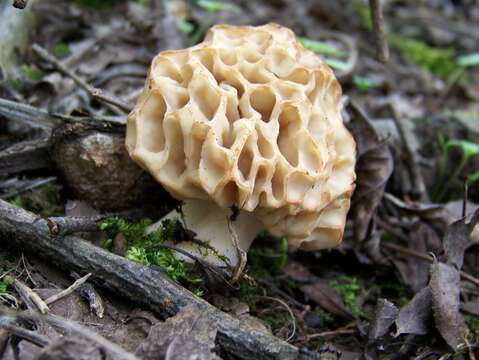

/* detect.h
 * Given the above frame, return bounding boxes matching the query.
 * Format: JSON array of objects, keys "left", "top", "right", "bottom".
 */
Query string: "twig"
[
  {"left": 0, "top": 98, "right": 126, "bottom": 131},
  {"left": 12, "top": 278, "right": 49, "bottom": 314},
  {"left": 463, "top": 181, "right": 468, "bottom": 218},
  {"left": 368, "top": 0, "right": 389, "bottom": 63},
  {"left": 31, "top": 44, "right": 132, "bottom": 113},
  {"left": 0, "top": 310, "right": 139, "bottom": 360},
  {"left": 253, "top": 296, "right": 296, "bottom": 342},
  {"left": 45, "top": 211, "right": 150, "bottom": 237},
  {"left": 20, "top": 254, "right": 36, "bottom": 288},
  {"left": 44, "top": 273, "right": 92, "bottom": 305},
  {"left": 12, "top": 0, "right": 28, "bottom": 9},
  {"left": 306, "top": 323, "right": 356, "bottom": 340},
  {"left": 45, "top": 216, "right": 104, "bottom": 237},
  {"left": 227, "top": 218, "right": 247, "bottom": 283}
]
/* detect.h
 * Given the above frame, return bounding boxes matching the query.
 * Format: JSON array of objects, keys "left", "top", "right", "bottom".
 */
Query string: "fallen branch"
[{"left": 0, "top": 200, "right": 299, "bottom": 360}]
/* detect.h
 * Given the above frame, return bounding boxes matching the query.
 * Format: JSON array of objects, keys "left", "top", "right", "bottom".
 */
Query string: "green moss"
[
  {"left": 351, "top": 0, "right": 372, "bottom": 30},
  {"left": 101, "top": 218, "right": 202, "bottom": 292},
  {"left": 388, "top": 36, "right": 456, "bottom": 78},
  {"left": 9, "top": 182, "right": 63, "bottom": 216},
  {"left": 177, "top": 19, "right": 195, "bottom": 34},
  {"left": 8, "top": 196, "right": 23, "bottom": 208},
  {"left": 53, "top": 43, "right": 70, "bottom": 58},
  {"left": 330, "top": 275, "right": 365, "bottom": 317},
  {"left": 0, "top": 275, "right": 12, "bottom": 294},
  {"left": 238, "top": 278, "right": 267, "bottom": 310},
  {"left": 353, "top": 76, "right": 379, "bottom": 93},
  {"left": 258, "top": 311, "right": 290, "bottom": 330},
  {"left": 20, "top": 64, "right": 44, "bottom": 82},
  {"left": 465, "top": 315, "right": 479, "bottom": 345}
]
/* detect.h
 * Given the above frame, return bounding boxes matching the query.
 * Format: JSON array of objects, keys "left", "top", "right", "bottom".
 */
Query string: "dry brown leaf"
[
  {"left": 347, "top": 102, "right": 394, "bottom": 242},
  {"left": 443, "top": 209, "right": 479, "bottom": 269},
  {"left": 394, "top": 223, "right": 435, "bottom": 292},
  {"left": 395, "top": 287, "right": 433, "bottom": 336},
  {"left": 429, "top": 261, "right": 467, "bottom": 349},
  {"left": 368, "top": 298, "right": 398, "bottom": 341},
  {"left": 301, "top": 281, "right": 355, "bottom": 320},
  {"left": 135, "top": 305, "right": 219, "bottom": 360}
]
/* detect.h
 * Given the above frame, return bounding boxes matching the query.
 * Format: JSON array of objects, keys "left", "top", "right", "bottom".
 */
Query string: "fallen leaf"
[
  {"left": 396, "top": 287, "right": 433, "bottom": 336},
  {"left": 368, "top": 299, "right": 398, "bottom": 341},
  {"left": 394, "top": 223, "right": 434, "bottom": 292},
  {"left": 443, "top": 209, "right": 479, "bottom": 269},
  {"left": 429, "top": 261, "right": 467, "bottom": 349},
  {"left": 347, "top": 102, "right": 394, "bottom": 242},
  {"left": 283, "top": 261, "right": 319, "bottom": 283},
  {"left": 135, "top": 305, "right": 219, "bottom": 360}
]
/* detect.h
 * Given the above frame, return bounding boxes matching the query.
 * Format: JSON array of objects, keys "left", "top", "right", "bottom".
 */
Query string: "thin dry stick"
[
  {"left": 305, "top": 322, "right": 356, "bottom": 340},
  {"left": 255, "top": 296, "right": 297, "bottom": 342},
  {"left": 31, "top": 44, "right": 132, "bottom": 113},
  {"left": 368, "top": 0, "right": 389, "bottom": 63},
  {"left": 44, "top": 273, "right": 92, "bottom": 305},
  {"left": 227, "top": 218, "right": 247, "bottom": 283},
  {"left": 12, "top": 278, "right": 49, "bottom": 314}
]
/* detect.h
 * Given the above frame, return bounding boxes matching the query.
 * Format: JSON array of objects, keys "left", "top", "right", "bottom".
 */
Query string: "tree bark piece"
[{"left": 0, "top": 200, "right": 299, "bottom": 360}]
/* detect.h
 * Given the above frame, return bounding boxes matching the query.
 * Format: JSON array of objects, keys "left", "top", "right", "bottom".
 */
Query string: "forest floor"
[{"left": 1, "top": 0, "right": 479, "bottom": 359}]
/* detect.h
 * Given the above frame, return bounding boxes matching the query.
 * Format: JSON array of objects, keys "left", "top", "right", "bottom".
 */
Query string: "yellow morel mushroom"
[{"left": 126, "top": 23, "right": 356, "bottom": 268}]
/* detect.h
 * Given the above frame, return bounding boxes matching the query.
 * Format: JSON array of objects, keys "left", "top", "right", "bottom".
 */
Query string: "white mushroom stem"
[{"left": 148, "top": 199, "right": 264, "bottom": 268}]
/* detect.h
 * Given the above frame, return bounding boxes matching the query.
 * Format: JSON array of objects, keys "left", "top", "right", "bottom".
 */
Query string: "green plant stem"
[{"left": 436, "top": 155, "right": 467, "bottom": 202}]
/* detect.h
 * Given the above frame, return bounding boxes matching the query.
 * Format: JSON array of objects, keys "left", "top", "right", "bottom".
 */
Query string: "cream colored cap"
[{"left": 126, "top": 23, "right": 356, "bottom": 250}]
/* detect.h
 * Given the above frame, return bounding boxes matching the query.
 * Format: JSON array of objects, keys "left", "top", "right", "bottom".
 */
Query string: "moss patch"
[
  {"left": 388, "top": 36, "right": 456, "bottom": 79},
  {"left": 101, "top": 218, "right": 203, "bottom": 296}
]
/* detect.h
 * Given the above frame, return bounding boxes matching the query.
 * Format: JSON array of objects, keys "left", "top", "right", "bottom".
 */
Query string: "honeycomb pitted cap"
[{"left": 126, "top": 23, "right": 356, "bottom": 250}]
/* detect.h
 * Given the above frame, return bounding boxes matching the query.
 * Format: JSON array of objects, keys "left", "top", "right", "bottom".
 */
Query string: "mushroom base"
[{"left": 149, "top": 199, "right": 264, "bottom": 268}]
